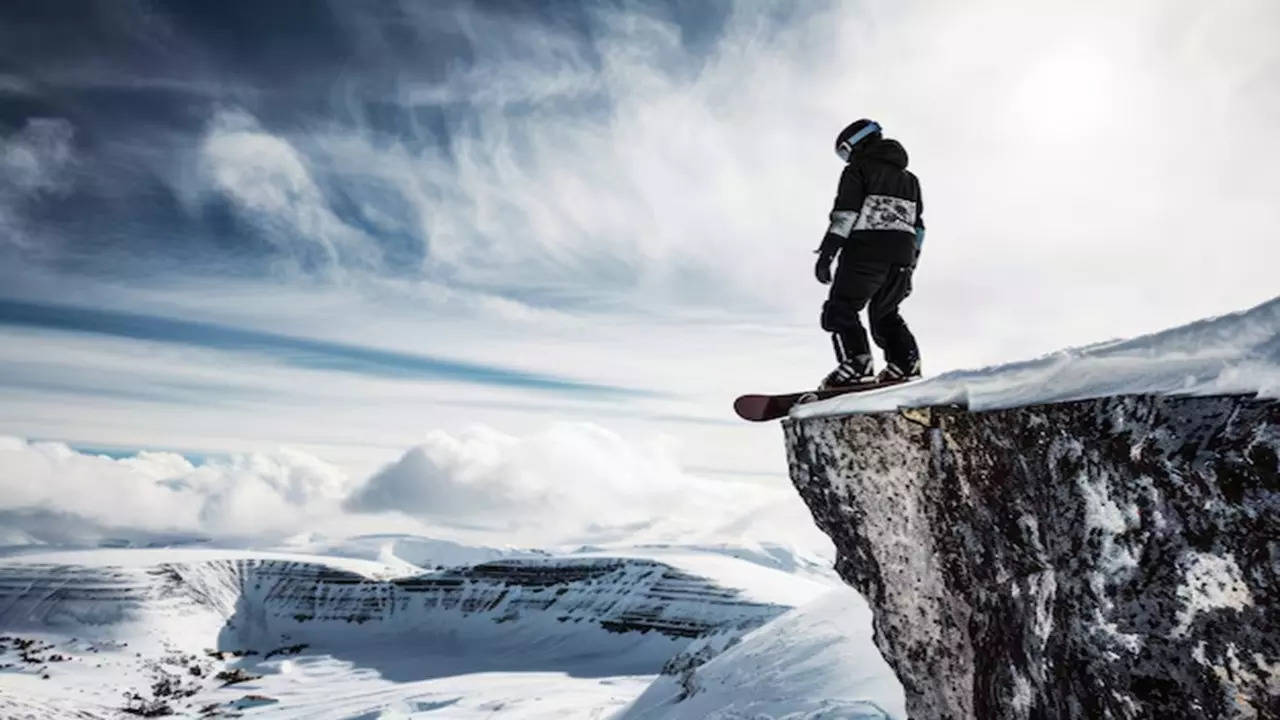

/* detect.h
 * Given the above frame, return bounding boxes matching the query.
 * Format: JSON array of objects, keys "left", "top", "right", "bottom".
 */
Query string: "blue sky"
[{"left": 1, "top": 0, "right": 1278, "bottom": 525}]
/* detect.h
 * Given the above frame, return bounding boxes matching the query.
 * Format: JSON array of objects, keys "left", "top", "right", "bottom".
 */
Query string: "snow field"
[{"left": 0, "top": 544, "right": 872, "bottom": 718}]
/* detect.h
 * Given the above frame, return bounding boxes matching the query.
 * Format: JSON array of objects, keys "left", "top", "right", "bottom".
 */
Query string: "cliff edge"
[{"left": 785, "top": 393, "right": 1278, "bottom": 719}]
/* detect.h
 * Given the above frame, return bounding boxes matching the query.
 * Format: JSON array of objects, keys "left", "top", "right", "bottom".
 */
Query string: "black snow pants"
[{"left": 820, "top": 258, "right": 919, "bottom": 368}]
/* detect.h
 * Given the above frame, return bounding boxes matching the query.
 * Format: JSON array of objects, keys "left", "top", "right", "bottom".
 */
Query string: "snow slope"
[
  {"left": 795, "top": 294, "right": 1280, "bottom": 417},
  {"left": 618, "top": 586, "right": 906, "bottom": 720}
]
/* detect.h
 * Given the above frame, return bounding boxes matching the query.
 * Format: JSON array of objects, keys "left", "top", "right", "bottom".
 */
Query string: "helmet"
[{"left": 835, "top": 119, "right": 881, "bottom": 162}]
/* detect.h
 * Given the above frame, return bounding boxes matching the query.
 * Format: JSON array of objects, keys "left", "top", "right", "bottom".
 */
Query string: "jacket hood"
[{"left": 857, "top": 138, "right": 908, "bottom": 169}]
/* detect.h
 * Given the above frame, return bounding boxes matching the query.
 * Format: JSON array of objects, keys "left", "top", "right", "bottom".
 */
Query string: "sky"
[{"left": 1, "top": 0, "right": 1278, "bottom": 550}]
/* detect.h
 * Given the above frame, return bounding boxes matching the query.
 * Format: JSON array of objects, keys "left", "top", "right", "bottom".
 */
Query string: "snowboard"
[{"left": 733, "top": 378, "right": 911, "bottom": 422}]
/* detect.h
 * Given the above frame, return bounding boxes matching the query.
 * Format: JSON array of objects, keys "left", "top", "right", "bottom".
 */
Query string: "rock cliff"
[
  {"left": 785, "top": 394, "right": 1279, "bottom": 720},
  {"left": 0, "top": 556, "right": 785, "bottom": 652}
]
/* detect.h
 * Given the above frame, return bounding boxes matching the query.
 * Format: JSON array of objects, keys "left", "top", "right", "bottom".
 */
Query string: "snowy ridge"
[
  {"left": 577, "top": 541, "right": 833, "bottom": 581},
  {"left": 0, "top": 563, "right": 228, "bottom": 637},
  {"left": 278, "top": 533, "right": 548, "bottom": 571},
  {"left": 0, "top": 555, "right": 789, "bottom": 650},
  {"left": 795, "top": 294, "right": 1280, "bottom": 417}
]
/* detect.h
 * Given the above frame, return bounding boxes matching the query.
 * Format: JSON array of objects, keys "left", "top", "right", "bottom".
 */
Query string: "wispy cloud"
[
  {"left": 0, "top": 118, "right": 76, "bottom": 251},
  {"left": 5, "top": 0, "right": 1278, "bottom": 333},
  {"left": 0, "top": 299, "right": 644, "bottom": 397},
  {"left": 198, "top": 109, "right": 384, "bottom": 278}
]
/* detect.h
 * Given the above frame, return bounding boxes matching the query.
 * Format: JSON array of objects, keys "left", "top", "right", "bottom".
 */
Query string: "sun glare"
[{"left": 1015, "top": 47, "right": 1115, "bottom": 142}]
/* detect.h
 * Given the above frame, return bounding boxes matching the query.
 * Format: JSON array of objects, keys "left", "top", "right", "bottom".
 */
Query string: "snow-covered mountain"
[{"left": 0, "top": 545, "right": 837, "bottom": 718}]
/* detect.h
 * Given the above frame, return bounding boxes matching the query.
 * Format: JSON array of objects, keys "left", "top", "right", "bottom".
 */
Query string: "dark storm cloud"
[{"left": 0, "top": 0, "right": 734, "bottom": 285}]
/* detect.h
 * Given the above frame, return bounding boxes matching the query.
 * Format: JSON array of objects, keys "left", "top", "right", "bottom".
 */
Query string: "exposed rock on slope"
[
  {"left": 0, "top": 556, "right": 785, "bottom": 652},
  {"left": 785, "top": 394, "right": 1279, "bottom": 720}
]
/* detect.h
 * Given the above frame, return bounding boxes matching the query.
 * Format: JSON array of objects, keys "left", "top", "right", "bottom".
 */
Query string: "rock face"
[
  {"left": 784, "top": 394, "right": 1279, "bottom": 720},
  {"left": 0, "top": 556, "right": 785, "bottom": 657}
]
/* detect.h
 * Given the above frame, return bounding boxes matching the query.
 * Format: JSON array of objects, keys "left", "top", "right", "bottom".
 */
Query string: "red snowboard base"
[{"left": 733, "top": 378, "right": 910, "bottom": 422}]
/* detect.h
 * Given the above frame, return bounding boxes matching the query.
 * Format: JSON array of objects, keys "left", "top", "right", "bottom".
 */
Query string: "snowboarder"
[{"left": 814, "top": 119, "right": 925, "bottom": 389}]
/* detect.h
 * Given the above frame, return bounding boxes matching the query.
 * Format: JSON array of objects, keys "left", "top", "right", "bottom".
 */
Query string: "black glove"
[
  {"left": 813, "top": 233, "right": 843, "bottom": 285},
  {"left": 815, "top": 253, "right": 835, "bottom": 284}
]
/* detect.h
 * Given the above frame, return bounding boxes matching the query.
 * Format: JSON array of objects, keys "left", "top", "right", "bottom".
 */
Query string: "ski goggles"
[{"left": 836, "top": 121, "right": 880, "bottom": 162}]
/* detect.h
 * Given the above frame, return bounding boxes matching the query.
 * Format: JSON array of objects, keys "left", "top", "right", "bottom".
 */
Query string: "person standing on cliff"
[{"left": 813, "top": 119, "right": 926, "bottom": 389}]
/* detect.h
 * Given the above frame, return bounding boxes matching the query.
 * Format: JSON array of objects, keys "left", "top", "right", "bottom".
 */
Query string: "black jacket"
[{"left": 822, "top": 138, "right": 924, "bottom": 266}]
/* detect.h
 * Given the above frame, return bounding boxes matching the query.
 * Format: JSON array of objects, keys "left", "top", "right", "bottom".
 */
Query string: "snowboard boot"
[
  {"left": 876, "top": 359, "right": 922, "bottom": 384},
  {"left": 819, "top": 354, "right": 875, "bottom": 390}
]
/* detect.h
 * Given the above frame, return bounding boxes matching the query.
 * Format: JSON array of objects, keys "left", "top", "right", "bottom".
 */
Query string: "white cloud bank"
[
  {"left": 0, "top": 422, "right": 825, "bottom": 553},
  {"left": 345, "top": 423, "right": 750, "bottom": 543},
  {"left": 0, "top": 436, "right": 350, "bottom": 538}
]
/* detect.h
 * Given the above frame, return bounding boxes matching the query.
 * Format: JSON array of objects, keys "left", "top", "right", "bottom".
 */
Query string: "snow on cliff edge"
[{"left": 795, "top": 295, "right": 1280, "bottom": 418}]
